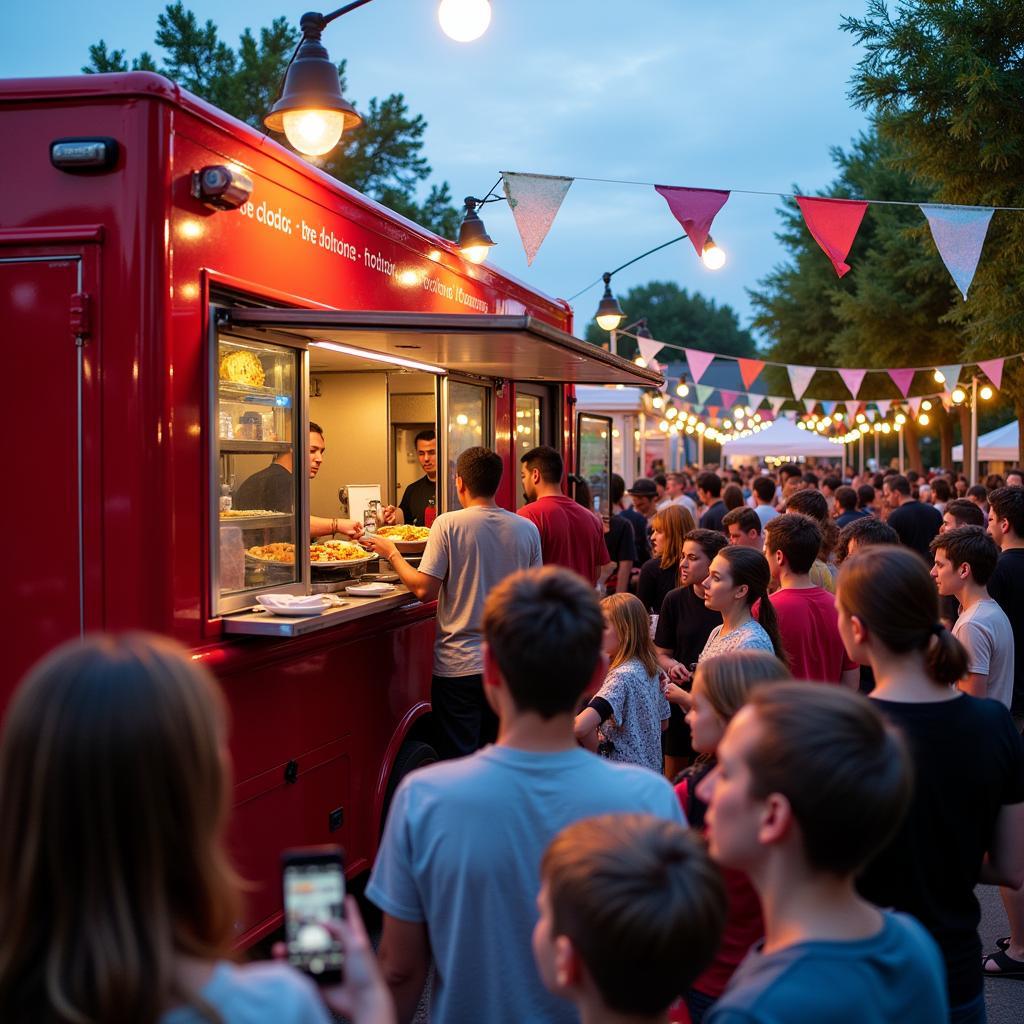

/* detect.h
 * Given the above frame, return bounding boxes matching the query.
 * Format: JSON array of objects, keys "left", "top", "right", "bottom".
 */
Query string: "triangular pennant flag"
[
  {"left": 769, "top": 396, "right": 787, "bottom": 417},
  {"left": 685, "top": 348, "right": 716, "bottom": 384},
  {"left": 637, "top": 336, "right": 662, "bottom": 367},
  {"left": 935, "top": 364, "right": 962, "bottom": 392},
  {"left": 888, "top": 368, "right": 915, "bottom": 398},
  {"left": 737, "top": 358, "right": 765, "bottom": 390},
  {"left": 838, "top": 368, "right": 867, "bottom": 398},
  {"left": 654, "top": 186, "right": 731, "bottom": 258},
  {"left": 500, "top": 172, "right": 573, "bottom": 265},
  {"left": 788, "top": 365, "right": 816, "bottom": 400},
  {"left": 978, "top": 358, "right": 1005, "bottom": 390},
  {"left": 822, "top": 400, "right": 837, "bottom": 417},
  {"left": 707, "top": 406, "right": 720, "bottom": 420},
  {"left": 795, "top": 196, "right": 869, "bottom": 278},
  {"left": 875, "top": 400, "right": 892, "bottom": 417},
  {"left": 920, "top": 204, "right": 994, "bottom": 300},
  {"left": 748, "top": 394, "right": 765, "bottom": 411},
  {"left": 908, "top": 396, "right": 923, "bottom": 416},
  {"left": 941, "top": 393, "right": 954, "bottom": 412},
  {"left": 804, "top": 399, "right": 817, "bottom": 413},
  {"left": 695, "top": 384, "right": 713, "bottom": 407},
  {"left": 720, "top": 391, "right": 739, "bottom": 411}
]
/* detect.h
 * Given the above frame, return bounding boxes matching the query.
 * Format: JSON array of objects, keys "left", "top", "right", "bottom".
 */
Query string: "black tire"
[{"left": 381, "top": 739, "right": 438, "bottom": 832}]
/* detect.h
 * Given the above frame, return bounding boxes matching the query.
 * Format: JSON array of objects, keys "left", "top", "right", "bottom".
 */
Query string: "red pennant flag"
[
  {"left": 737, "top": 358, "right": 765, "bottom": 390},
  {"left": 889, "top": 369, "right": 916, "bottom": 398},
  {"left": 796, "top": 196, "right": 868, "bottom": 278},
  {"left": 720, "top": 391, "right": 739, "bottom": 411},
  {"left": 655, "top": 186, "right": 731, "bottom": 258},
  {"left": 707, "top": 405, "right": 720, "bottom": 419}
]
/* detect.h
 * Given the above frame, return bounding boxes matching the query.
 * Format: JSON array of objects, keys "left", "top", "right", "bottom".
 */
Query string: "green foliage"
[
  {"left": 841, "top": 0, "right": 1024, "bottom": 451},
  {"left": 583, "top": 280, "right": 756, "bottom": 362},
  {"left": 83, "top": 3, "right": 459, "bottom": 236}
]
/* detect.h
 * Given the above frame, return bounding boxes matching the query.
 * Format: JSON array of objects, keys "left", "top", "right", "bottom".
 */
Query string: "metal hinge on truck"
[{"left": 70, "top": 291, "right": 91, "bottom": 345}]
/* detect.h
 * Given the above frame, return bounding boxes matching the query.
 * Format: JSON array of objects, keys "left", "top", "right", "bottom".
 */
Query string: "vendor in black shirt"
[
  {"left": 654, "top": 527, "right": 727, "bottom": 779},
  {"left": 234, "top": 421, "right": 362, "bottom": 538},
  {"left": 384, "top": 429, "right": 437, "bottom": 527}
]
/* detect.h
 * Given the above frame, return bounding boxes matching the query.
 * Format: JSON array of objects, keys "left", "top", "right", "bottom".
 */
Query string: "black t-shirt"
[
  {"left": 620, "top": 507, "right": 652, "bottom": 564},
  {"left": 604, "top": 513, "right": 637, "bottom": 566},
  {"left": 858, "top": 694, "right": 1024, "bottom": 1005},
  {"left": 836, "top": 509, "right": 870, "bottom": 528},
  {"left": 988, "top": 548, "right": 1024, "bottom": 715},
  {"left": 637, "top": 558, "right": 678, "bottom": 616},
  {"left": 699, "top": 500, "right": 727, "bottom": 535},
  {"left": 398, "top": 474, "right": 436, "bottom": 526},
  {"left": 887, "top": 500, "right": 943, "bottom": 560},
  {"left": 234, "top": 461, "right": 293, "bottom": 511},
  {"left": 654, "top": 585, "right": 722, "bottom": 667}
]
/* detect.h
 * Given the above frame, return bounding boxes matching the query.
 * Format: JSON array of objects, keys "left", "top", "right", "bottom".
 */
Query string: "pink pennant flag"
[
  {"left": 907, "top": 396, "right": 923, "bottom": 416},
  {"left": 637, "top": 336, "right": 662, "bottom": 367},
  {"left": 888, "top": 368, "right": 916, "bottom": 398},
  {"left": 720, "top": 391, "right": 739, "bottom": 411},
  {"left": 501, "top": 172, "right": 573, "bottom": 265},
  {"left": 838, "top": 368, "right": 867, "bottom": 398},
  {"left": 804, "top": 399, "right": 817, "bottom": 413},
  {"left": 737, "top": 358, "right": 765, "bottom": 390},
  {"left": 875, "top": 400, "right": 892, "bottom": 417},
  {"left": 796, "top": 196, "right": 869, "bottom": 278},
  {"left": 788, "top": 364, "right": 816, "bottom": 400},
  {"left": 769, "top": 396, "right": 787, "bottom": 417},
  {"left": 978, "top": 358, "right": 1005, "bottom": 390},
  {"left": 685, "top": 348, "right": 716, "bottom": 384},
  {"left": 655, "top": 186, "right": 731, "bottom": 258}
]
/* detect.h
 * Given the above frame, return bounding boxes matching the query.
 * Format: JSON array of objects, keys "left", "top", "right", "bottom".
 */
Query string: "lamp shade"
[
  {"left": 265, "top": 15, "right": 362, "bottom": 153},
  {"left": 457, "top": 199, "right": 496, "bottom": 263},
  {"left": 594, "top": 276, "right": 625, "bottom": 331}
]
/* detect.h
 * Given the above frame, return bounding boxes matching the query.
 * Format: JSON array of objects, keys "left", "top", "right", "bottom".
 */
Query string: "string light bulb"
[
  {"left": 438, "top": 0, "right": 492, "bottom": 42},
  {"left": 933, "top": 368, "right": 946, "bottom": 384},
  {"left": 701, "top": 237, "right": 727, "bottom": 270},
  {"left": 951, "top": 387, "right": 966, "bottom": 404},
  {"left": 918, "top": 413, "right": 930, "bottom": 426},
  {"left": 980, "top": 384, "right": 994, "bottom": 401},
  {"left": 921, "top": 400, "right": 932, "bottom": 411},
  {"left": 676, "top": 379, "right": 690, "bottom": 397}
]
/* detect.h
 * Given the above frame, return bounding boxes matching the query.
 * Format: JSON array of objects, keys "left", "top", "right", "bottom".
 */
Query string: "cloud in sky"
[{"left": 1, "top": 0, "right": 871, "bottom": 340}]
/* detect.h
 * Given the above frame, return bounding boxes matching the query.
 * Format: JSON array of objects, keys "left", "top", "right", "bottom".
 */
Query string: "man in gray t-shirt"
[
  {"left": 364, "top": 446, "right": 540, "bottom": 758},
  {"left": 366, "top": 567, "right": 683, "bottom": 1024}
]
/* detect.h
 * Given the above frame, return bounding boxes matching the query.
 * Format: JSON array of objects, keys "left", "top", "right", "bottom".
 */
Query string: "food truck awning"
[{"left": 225, "top": 310, "right": 663, "bottom": 387}]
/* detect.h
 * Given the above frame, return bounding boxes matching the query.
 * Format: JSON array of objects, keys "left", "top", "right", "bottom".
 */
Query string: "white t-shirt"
[
  {"left": 418, "top": 505, "right": 542, "bottom": 677},
  {"left": 952, "top": 597, "right": 1016, "bottom": 708}
]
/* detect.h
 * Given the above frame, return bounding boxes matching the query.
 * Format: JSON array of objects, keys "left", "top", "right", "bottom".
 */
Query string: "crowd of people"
[{"left": 3, "top": 449, "right": 1024, "bottom": 1024}]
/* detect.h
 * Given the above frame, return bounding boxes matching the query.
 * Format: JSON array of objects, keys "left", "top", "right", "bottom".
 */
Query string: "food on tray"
[
  {"left": 219, "top": 349, "right": 266, "bottom": 387},
  {"left": 220, "top": 508, "right": 284, "bottom": 518},
  {"left": 247, "top": 541, "right": 372, "bottom": 564},
  {"left": 376, "top": 525, "right": 431, "bottom": 542}
]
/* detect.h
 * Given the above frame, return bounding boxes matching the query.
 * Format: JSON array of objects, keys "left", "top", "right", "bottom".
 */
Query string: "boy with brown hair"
[
  {"left": 534, "top": 813, "right": 727, "bottom": 1024},
  {"left": 700, "top": 685, "right": 947, "bottom": 1023}
]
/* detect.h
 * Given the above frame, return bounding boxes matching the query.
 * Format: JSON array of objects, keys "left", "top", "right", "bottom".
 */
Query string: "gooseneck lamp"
[
  {"left": 457, "top": 196, "right": 498, "bottom": 264},
  {"left": 267, "top": 0, "right": 491, "bottom": 157},
  {"left": 595, "top": 273, "right": 627, "bottom": 331}
]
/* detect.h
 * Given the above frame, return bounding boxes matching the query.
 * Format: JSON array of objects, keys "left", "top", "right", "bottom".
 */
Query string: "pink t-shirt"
[
  {"left": 768, "top": 586, "right": 857, "bottom": 683},
  {"left": 517, "top": 495, "right": 610, "bottom": 584}
]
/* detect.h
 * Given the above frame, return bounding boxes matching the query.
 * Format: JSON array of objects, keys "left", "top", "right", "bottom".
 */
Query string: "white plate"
[
  {"left": 345, "top": 582, "right": 396, "bottom": 597},
  {"left": 256, "top": 595, "right": 331, "bottom": 616}
]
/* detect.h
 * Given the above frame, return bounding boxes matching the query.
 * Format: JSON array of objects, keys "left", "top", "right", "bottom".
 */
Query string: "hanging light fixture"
[
  {"left": 437, "top": 0, "right": 492, "bottom": 41},
  {"left": 595, "top": 272, "right": 626, "bottom": 331},
  {"left": 951, "top": 387, "right": 967, "bottom": 404},
  {"left": 457, "top": 196, "right": 498, "bottom": 264},
  {"left": 701, "top": 236, "right": 727, "bottom": 270},
  {"left": 676, "top": 375, "right": 690, "bottom": 397}
]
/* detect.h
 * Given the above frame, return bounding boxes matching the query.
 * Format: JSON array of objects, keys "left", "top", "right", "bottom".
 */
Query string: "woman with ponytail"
[
  {"left": 698, "top": 547, "right": 787, "bottom": 665},
  {"left": 837, "top": 546, "right": 1024, "bottom": 1024}
]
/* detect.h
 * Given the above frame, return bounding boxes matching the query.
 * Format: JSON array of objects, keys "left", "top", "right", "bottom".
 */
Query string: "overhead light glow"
[
  {"left": 283, "top": 109, "right": 346, "bottom": 157},
  {"left": 438, "top": 0, "right": 492, "bottom": 42},
  {"left": 312, "top": 341, "right": 446, "bottom": 374}
]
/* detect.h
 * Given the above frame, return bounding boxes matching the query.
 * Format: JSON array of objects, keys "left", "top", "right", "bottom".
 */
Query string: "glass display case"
[
  {"left": 577, "top": 412, "right": 613, "bottom": 519},
  {"left": 212, "top": 332, "right": 307, "bottom": 614}
]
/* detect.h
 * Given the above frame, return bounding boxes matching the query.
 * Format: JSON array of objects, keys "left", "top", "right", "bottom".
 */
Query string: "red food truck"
[{"left": 0, "top": 71, "right": 660, "bottom": 945}]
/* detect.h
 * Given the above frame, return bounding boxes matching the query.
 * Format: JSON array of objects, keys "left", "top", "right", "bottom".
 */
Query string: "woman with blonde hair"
[
  {"left": 671, "top": 651, "right": 791, "bottom": 1023},
  {"left": 637, "top": 503, "right": 696, "bottom": 615},
  {"left": 575, "top": 593, "right": 671, "bottom": 772},
  {"left": 0, "top": 633, "right": 393, "bottom": 1024}
]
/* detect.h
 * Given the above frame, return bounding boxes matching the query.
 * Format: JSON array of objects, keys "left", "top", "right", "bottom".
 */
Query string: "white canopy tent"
[
  {"left": 952, "top": 420, "right": 1019, "bottom": 463},
  {"left": 721, "top": 417, "right": 838, "bottom": 459}
]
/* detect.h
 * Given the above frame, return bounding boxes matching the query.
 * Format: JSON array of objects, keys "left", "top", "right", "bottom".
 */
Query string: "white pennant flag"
[
  {"left": 935, "top": 364, "right": 962, "bottom": 392},
  {"left": 769, "top": 396, "right": 787, "bottom": 417},
  {"left": 875, "top": 399, "right": 892, "bottom": 418},
  {"left": 804, "top": 398, "right": 817, "bottom": 413},
  {"left": 788, "top": 365, "right": 816, "bottom": 400},
  {"left": 920, "top": 205, "right": 994, "bottom": 300},
  {"left": 501, "top": 172, "right": 573, "bottom": 265},
  {"left": 908, "top": 396, "right": 923, "bottom": 416},
  {"left": 637, "top": 336, "right": 663, "bottom": 367}
]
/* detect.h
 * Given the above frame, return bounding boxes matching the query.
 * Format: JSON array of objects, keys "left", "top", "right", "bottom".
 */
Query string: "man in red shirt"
[
  {"left": 763, "top": 514, "right": 859, "bottom": 687},
  {"left": 519, "top": 446, "right": 612, "bottom": 586}
]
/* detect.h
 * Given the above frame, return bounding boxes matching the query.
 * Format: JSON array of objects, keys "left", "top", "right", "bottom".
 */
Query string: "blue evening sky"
[{"left": 2, "top": 1, "right": 870, "bottom": 341}]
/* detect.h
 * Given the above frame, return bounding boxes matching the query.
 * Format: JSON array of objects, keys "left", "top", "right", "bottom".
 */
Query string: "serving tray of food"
[
  {"left": 374, "top": 524, "right": 432, "bottom": 553},
  {"left": 246, "top": 541, "right": 377, "bottom": 569}
]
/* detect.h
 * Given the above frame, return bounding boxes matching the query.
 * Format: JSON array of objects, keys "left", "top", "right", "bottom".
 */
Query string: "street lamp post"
[{"left": 970, "top": 375, "right": 979, "bottom": 487}]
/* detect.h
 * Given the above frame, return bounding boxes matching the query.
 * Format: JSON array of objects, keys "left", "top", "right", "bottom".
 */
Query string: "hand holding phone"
[{"left": 282, "top": 846, "right": 346, "bottom": 985}]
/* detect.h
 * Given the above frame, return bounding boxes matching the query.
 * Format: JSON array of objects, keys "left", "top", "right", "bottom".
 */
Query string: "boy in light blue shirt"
[
  {"left": 700, "top": 684, "right": 947, "bottom": 1024},
  {"left": 366, "top": 567, "right": 683, "bottom": 1024}
]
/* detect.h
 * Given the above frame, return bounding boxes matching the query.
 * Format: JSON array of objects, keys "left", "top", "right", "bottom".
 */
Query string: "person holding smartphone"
[{"left": 0, "top": 633, "right": 395, "bottom": 1024}]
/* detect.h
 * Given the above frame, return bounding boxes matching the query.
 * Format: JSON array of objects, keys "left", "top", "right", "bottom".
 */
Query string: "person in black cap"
[{"left": 622, "top": 479, "right": 657, "bottom": 567}]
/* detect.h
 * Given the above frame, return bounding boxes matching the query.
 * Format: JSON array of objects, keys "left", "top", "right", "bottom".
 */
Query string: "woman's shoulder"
[
  {"left": 164, "top": 961, "right": 331, "bottom": 1024},
  {"left": 742, "top": 619, "right": 775, "bottom": 648},
  {"left": 607, "top": 657, "right": 657, "bottom": 684}
]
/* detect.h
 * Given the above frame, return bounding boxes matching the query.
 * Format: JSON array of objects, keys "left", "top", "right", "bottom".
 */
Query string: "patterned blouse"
[{"left": 699, "top": 618, "right": 775, "bottom": 661}]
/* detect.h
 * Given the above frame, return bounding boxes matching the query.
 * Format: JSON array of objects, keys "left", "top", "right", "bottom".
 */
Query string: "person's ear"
[
  {"left": 735, "top": 583, "right": 749, "bottom": 603},
  {"left": 758, "top": 791, "right": 793, "bottom": 846},
  {"left": 850, "top": 613, "right": 868, "bottom": 648},
  {"left": 553, "top": 934, "right": 583, "bottom": 994},
  {"left": 483, "top": 643, "right": 502, "bottom": 691}
]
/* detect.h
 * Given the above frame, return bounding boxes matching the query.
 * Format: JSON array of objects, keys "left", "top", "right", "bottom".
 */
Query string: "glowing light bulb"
[
  {"left": 856, "top": 413, "right": 866, "bottom": 424},
  {"left": 676, "top": 381, "right": 690, "bottom": 397},
  {"left": 859, "top": 423, "right": 869, "bottom": 433},
  {"left": 633, "top": 356, "right": 647, "bottom": 367},
  {"left": 665, "top": 406, "right": 678, "bottom": 420},
  {"left": 659, "top": 420, "right": 670, "bottom": 433},
  {"left": 733, "top": 405, "right": 744, "bottom": 417},
  {"left": 456, "top": 413, "right": 469, "bottom": 426},
  {"left": 980, "top": 385, "right": 994, "bottom": 400},
  {"left": 797, "top": 421, "right": 807, "bottom": 430},
  {"left": 933, "top": 368, "right": 946, "bottom": 384},
  {"left": 723, "top": 419, "right": 733, "bottom": 429},
  {"left": 895, "top": 413, "right": 906, "bottom": 425},
  {"left": 460, "top": 243, "right": 491, "bottom": 265},
  {"left": 696, "top": 422, "right": 706, "bottom": 433},
  {"left": 438, "top": 0, "right": 492, "bottom": 42},
  {"left": 282, "top": 109, "right": 345, "bottom": 157},
  {"left": 833, "top": 412, "right": 843, "bottom": 422},
  {"left": 918, "top": 412, "right": 930, "bottom": 426},
  {"left": 701, "top": 239, "right": 727, "bottom": 270},
  {"left": 882, "top": 423, "right": 891, "bottom": 434},
  {"left": 951, "top": 387, "right": 966, "bottom": 404},
  {"left": 652, "top": 395, "right": 664, "bottom": 409},
  {"left": 873, "top": 422, "right": 882, "bottom": 432},
  {"left": 921, "top": 400, "right": 932, "bottom": 411}
]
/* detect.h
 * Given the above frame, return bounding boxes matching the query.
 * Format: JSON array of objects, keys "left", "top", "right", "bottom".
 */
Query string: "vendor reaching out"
[{"left": 234, "top": 420, "right": 362, "bottom": 538}]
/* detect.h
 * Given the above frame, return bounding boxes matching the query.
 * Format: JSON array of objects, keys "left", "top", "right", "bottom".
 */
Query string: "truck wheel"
[{"left": 381, "top": 740, "right": 438, "bottom": 831}]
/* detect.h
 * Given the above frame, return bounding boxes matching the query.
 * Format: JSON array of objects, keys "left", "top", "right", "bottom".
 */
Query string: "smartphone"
[{"left": 282, "top": 845, "right": 346, "bottom": 984}]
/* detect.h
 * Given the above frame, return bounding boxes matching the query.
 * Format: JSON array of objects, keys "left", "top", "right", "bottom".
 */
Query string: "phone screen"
[{"left": 283, "top": 852, "right": 345, "bottom": 983}]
